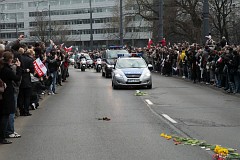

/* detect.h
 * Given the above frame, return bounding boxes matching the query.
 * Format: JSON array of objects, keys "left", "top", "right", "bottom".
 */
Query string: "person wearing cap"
[{"left": 220, "top": 36, "right": 227, "bottom": 48}]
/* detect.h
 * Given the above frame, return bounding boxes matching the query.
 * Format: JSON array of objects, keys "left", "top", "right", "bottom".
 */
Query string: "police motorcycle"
[
  {"left": 94, "top": 58, "right": 102, "bottom": 72},
  {"left": 80, "top": 57, "right": 87, "bottom": 71}
]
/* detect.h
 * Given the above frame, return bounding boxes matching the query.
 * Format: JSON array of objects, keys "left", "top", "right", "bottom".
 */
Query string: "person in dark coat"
[
  {"left": 46, "top": 50, "right": 59, "bottom": 94},
  {"left": 18, "top": 50, "right": 35, "bottom": 116},
  {"left": 34, "top": 42, "right": 44, "bottom": 61},
  {"left": 5, "top": 35, "right": 25, "bottom": 62},
  {"left": 0, "top": 51, "right": 22, "bottom": 144},
  {"left": 220, "top": 37, "right": 227, "bottom": 48}
]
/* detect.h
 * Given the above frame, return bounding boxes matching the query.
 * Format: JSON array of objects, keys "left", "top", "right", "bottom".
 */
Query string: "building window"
[
  {"left": 83, "top": 0, "right": 89, "bottom": 3},
  {"left": 60, "top": 0, "right": 70, "bottom": 5},
  {"left": 0, "top": 22, "right": 24, "bottom": 29},
  {"left": 0, "top": 4, "right": 5, "bottom": 11},
  {"left": 28, "top": 2, "right": 37, "bottom": 7},
  {"left": 29, "top": 7, "right": 113, "bottom": 17},
  {"left": 95, "top": 0, "right": 106, "bottom": 2},
  {"left": 6, "top": 3, "right": 16, "bottom": 10},
  {"left": 0, "top": 32, "right": 24, "bottom": 39},
  {"left": 50, "top": 0, "right": 59, "bottom": 6},
  {"left": 71, "top": 0, "right": 82, "bottom": 4}
]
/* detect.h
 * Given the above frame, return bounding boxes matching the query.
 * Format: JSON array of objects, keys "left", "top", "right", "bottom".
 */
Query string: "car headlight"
[
  {"left": 115, "top": 73, "right": 123, "bottom": 78},
  {"left": 107, "top": 64, "right": 114, "bottom": 68},
  {"left": 143, "top": 72, "right": 151, "bottom": 77}
]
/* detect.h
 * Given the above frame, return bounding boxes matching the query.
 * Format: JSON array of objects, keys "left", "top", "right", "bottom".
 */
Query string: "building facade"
[{"left": 0, "top": 0, "right": 152, "bottom": 49}]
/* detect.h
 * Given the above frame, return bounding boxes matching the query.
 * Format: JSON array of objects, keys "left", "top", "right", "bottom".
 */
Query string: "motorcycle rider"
[{"left": 79, "top": 53, "right": 86, "bottom": 60}]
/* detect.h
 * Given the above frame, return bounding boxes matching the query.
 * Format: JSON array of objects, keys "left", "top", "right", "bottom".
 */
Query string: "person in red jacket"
[
  {"left": 160, "top": 38, "right": 166, "bottom": 47},
  {"left": 62, "top": 54, "right": 70, "bottom": 82}
]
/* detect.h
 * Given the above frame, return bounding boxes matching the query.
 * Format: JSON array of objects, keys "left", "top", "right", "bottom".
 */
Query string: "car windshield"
[
  {"left": 116, "top": 58, "right": 147, "bottom": 69},
  {"left": 106, "top": 59, "right": 116, "bottom": 64},
  {"left": 84, "top": 54, "right": 91, "bottom": 60},
  {"left": 108, "top": 50, "right": 129, "bottom": 59}
]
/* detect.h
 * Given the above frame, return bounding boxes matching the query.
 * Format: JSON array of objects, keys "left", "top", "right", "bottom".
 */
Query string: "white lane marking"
[
  {"left": 145, "top": 99, "right": 177, "bottom": 124},
  {"left": 162, "top": 114, "right": 178, "bottom": 124},
  {"left": 145, "top": 99, "right": 153, "bottom": 105}
]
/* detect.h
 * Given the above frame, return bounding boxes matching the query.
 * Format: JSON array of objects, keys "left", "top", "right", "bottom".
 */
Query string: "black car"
[{"left": 101, "top": 49, "right": 130, "bottom": 78}]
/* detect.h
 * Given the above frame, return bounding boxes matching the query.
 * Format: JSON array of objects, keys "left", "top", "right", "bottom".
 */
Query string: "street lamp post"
[
  {"left": 120, "top": 0, "right": 123, "bottom": 46},
  {"left": 159, "top": 0, "right": 163, "bottom": 41},
  {"left": 89, "top": 0, "right": 93, "bottom": 50},
  {"left": 48, "top": 3, "right": 51, "bottom": 40},
  {"left": 36, "top": 0, "right": 52, "bottom": 40},
  {"left": 15, "top": 13, "right": 18, "bottom": 38},
  {"left": 202, "top": 0, "right": 209, "bottom": 44}
]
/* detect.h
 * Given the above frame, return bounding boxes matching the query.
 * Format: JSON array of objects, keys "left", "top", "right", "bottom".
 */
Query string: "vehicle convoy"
[
  {"left": 101, "top": 49, "right": 130, "bottom": 78},
  {"left": 112, "top": 57, "right": 152, "bottom": 89}
]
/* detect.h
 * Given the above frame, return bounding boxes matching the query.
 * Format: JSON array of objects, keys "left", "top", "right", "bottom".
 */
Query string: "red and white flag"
[
  {"left": 64, "top": 46, "right": 73, "bottom": 52},
  {"left": 148, "top": 38, "right": 153, "bottom": 49},
  {"left": 33, "top": 58, "right": 47, "bottom": 77}
]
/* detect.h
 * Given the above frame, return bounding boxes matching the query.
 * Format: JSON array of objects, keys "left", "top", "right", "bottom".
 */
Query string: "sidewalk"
[{"left": 152, "top": 71, "right": 240, "bottom": 97}]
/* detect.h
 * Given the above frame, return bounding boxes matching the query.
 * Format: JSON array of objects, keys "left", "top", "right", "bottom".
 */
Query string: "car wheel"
[
  {"left": 106, "top": 71, "right": 111, "bottom": 78},
  {"left": 96, "top": 67, "right": 100, "bottom": 72},
  {"left": 105, "top": 72, "right": 109, "bottom": 78},
  {"left": 146, "top": 84, "right": 152, "bottom": 89},
  {"left": 102, "top": 69, "right": 105, "bottom": 77},
  {"left": 112, "top": 81, "right": 118, "bottom": 89}
]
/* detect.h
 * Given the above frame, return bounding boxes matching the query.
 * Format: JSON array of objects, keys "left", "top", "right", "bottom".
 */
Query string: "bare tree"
[
  {"left": 127, "top": 0, "right": 203, "bottom": 43},
  {"left": 118, "top": 0, "right": 240, "bottom": 44},
  {"left": 50, "top": 21, "right": 70, "bottom": 44},
  {"left": 209, "top": 0, "right": 235, "bottom": 43},
  {"left": 30, "top": 12, "right": 49, "bottom": 43},
  {"left": 173, "top": 0, "right": 203, "bottom": 43},
  {"left": 103, "top": 1, "right": 134, "bottom": 44},
  {"left": 31, "top": 12, "right": 69, "bottom": 43}
]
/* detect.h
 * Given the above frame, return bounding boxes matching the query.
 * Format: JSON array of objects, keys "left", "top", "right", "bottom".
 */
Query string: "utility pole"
[
  {"left": 15, "top": 13, "right": 18, "bottom": 38},
  {"left": 120, "top": 0, "right": 123, "bottom": 46},
  {"left": 89, "top": 0, "right": 93, "bottom": 50},
  {"left": 159, "top": 0, "right": 163, "bottom": 41},
  {"left": 48, "top": 3, "right": 51, "bottom": 40},
  {"left": 202, "top": 0, "right": 209, "bottom": 44}
]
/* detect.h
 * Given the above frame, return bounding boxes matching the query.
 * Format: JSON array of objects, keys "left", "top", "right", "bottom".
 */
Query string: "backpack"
[{"left": 0, "top": 78, "right": 6, "bottom": 100}]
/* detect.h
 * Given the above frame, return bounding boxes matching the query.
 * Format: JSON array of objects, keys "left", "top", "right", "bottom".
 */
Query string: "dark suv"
[{"left": 101, "top": 49, "right": 130, "bottom": 78}]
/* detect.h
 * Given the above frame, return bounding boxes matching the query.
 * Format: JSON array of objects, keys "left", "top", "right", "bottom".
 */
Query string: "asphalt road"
[
  {"left": 148, "top": 73, "right": 240, "bottom": 150},
  {"left": 1, "top": 67, "right": 239, "bottom": 160}
]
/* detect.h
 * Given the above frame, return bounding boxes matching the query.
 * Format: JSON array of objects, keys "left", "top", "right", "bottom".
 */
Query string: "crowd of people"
[
  {"left": 139, "top": 37, "right": 240, "bottom": 94},
  {"left": 0, "top": 35, "right": 70, "bottom": 144}
]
